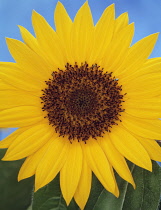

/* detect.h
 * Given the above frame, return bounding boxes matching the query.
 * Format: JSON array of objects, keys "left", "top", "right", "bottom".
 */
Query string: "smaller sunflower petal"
[
  {"left": 116, "top": 33, "right": 159, "bottom": 76},
  {"left": 81, "top": 139, "right": 118, "bottom": 197},
  {"left": 120, "top": 72, "right": 161, "bottom": 99},
  {"left": 18, "top": 136, "right": 57, "bottom": 181},
  {"left": 0, "top": 62, "right": 43, "bottom": 92},
  {"left": 109, "top": 125, "right": 152, "bottom": 171},
  {"left": 102, "top": 23, "right": 134, "bottom": 73},
  {"left": 61, "top": 141, "right": 83, "bottom": 205},
  {"left": 0, "top": 90, "right": 40, "bottom": 110},
  {"left": 18, "top": 25, "right": 39, "bottom": 52},
  {"left": 0, "top": 106, "right": 43, "bottom": 128},
  {"left": 54, "top": 2, "right": 73, "bottom": 63},
  {"left": 35, "top": 137, "right": 69, "bottom": 191},
  {"left": 125, "top": 98, "right": 161, "bottom": 119},
  {"left": 124, "top": 74, "right": 161, "bottom": 91},
  {"left": 114, "top": 12, "right": 129, "bottom": 34},
  {"left": 71, "top": 2, "right": 94, "bottom": 65},
  {"left": 0, "top": 79, "right": 17, "bottom": 90},
  {"left": 99, "top": 136, "right": 135, "bottom": 188},
  {"left": 6, "top": 38, "right": 52, "bottom": 80},
  {"left": 140, "top": 57, "right": 161, "bottom": 74},
  {"left": 2, "top": 123, "right": 54, "bottom": 160},
  {"left": 136, "top": 136, "right": 161, "bottom": 161},
  {"left": 90, "top": 4, "right": 115, "bottom": 63},
  {"left": 121, "top": 57, "right": 161, "bottom": 82},
  {"left": 123, "top": 87, "right": 161, "bottom": 99},
  {"left": 122, "top": 113, "right": 161, "bottom": 140},
  {"left": 74, "top": 159, "right": 92, "bottom": 210},
  {"left": 18, "top": 25, "right": 53, "bottom": 68},
  {"left": 0, "top": 127, "right": 26, "bottom": 148},
  {"left": 32, "top": 10, "right": 65, "bottom": 68}
]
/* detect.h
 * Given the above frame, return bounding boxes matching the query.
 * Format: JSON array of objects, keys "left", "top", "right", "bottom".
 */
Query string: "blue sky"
[
  {"left": 0, "top": 0, "right": 161, "bottom": 62},
  {"left": 0, "top": 0, "right": 161, "bottom": 139}
]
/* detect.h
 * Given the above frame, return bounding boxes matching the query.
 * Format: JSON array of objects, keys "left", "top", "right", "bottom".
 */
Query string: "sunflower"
[{"left": 0, "top": 2, "right": 161, "bottom": 209}]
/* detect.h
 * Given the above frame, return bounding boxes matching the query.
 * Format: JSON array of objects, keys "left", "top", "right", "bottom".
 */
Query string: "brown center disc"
[{"left": 41, "top": 63, "right": 125, "bottom": 142}]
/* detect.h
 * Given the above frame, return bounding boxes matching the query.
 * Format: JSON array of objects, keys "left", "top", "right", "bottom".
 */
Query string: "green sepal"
[{"left": 0, "top": 149, "right": 34, "bottom": 210}]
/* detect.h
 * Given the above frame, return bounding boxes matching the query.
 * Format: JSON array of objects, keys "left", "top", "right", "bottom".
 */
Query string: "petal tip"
[
  {"left": 132, "top": 182, "right": 136, "bottom": 189},
  {"left": 149, "top": 32, "right": 160, "bottom": 43},
  {"left": 17, "top": 175, "right": 22, "bottom": 182},
  {"left": 32, "top": 9, "right": 39, "bottom": 18},
  {"left": 81, "top": 1, "right": 90, "bottom": 9},
  {"left": 153, "top": 32, "right": 160, "bottom": 39},
  {"left": 5, "top": 37, "right": 12, "bottom": 43},
  {"left": 64, "top": 198, "right": 71, "bottom": 206},
  {"left": 34, "top": 183, "right": 40, "bottom": 192},
  {"left": 1, "top": 156, "right": 8, "bottom": 161},
  {"left": 55, "top": 1, "right": 62, "bottom": 10},
  {"left": 107, "top": 3, "right": 115, "bottom": 10}
]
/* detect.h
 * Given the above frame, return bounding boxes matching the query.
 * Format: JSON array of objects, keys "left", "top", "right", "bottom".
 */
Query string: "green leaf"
[
  {"left": 85, "top": 161, "right": 161, "bottom": 210},
  {"left": 90, "top": 162, "right": 135, "bottom": 210},
  {"left": 32, "top": 174, "right": 79, "bottom": 210},
  {"left": 123, "top": 161, "right": 161, "bottom": 210},
  {"left": 0, "top": 149, "right": 34, "bottom": 210}
]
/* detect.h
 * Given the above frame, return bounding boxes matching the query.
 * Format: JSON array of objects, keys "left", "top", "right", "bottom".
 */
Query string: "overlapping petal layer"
[
  {"left": 71, "top": 2, "right": 94, "bottom": 65},
  {"left": 74, "top": 159, "right": 92, "bottom": 210},
  {"left": 2, "top": 123, "right": 54, "bottom": 160}
]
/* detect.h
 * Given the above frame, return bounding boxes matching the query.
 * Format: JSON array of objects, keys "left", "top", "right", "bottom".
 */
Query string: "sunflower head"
[{"left": 0, "top": 1, "right": 161, "bottom": 209}]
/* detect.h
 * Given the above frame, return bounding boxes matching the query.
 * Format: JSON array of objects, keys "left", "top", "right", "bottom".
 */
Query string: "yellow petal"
[
  {"left": 125, "top": 74, "right": 161, "bottom": 91},
  {"left": 140, "top": 57, "right": 161, "bottom": 74},
  {"left": 2, "top": 123, "right": 54, "bottom": 160},
  {"left": 32, "top": 10, "right": 65, "bottom": 69},
  {"left": 18, "top": 25, "right": 53, "bottom": 69},
  {"left": 18, "top": 135, "right": 57, "bottom": 181},
  {"left": 71, "top": 2, "right": 94, "bottom": 65},
  {"left": 0, "top": 90, "right": 40, "bottom": 110},
  {"left": 0, "top": 106, "right": 44, "bottom": 127},
  {"left": 0, "top": 79, "right": 17, "bottom": 90},
  {"left": 0, "top": 127, "right": 27, "bottom": 148},
  {"left": 81, "top": 139, "right": 118, "bottom": 197},
  {"left": 90, "top": 4, "right": 115, "bottom": 64},
  {"left": 99, "top": 136, "right": 135, "bottom": 188},
  {"left": 121, "top": 112, "right": 161, "bottom": 140},
  {"left": 35, "top": 137, "right": 69, "bottom": 191},
  {"left": 114, "top": 12, "right": 129, "bottom": 34},
  {"left": 124, "top": 87, "right": 161, "bottom": 99},
  {"left": 102, "top": 23, "right": 134, "bottom": 73},
  {"left": 6, "top": 38, "right": 51, "bottom": 81},
  {"left": 60, "top": 141, "right": 83, "bottom": 205},
  {"left": 18, "top": 25, "right": 39, "bottom": 51},
  {"left": 109, "top": 125, "right": 152, "bottom": 171},
  {"left": 121, "top": 57, "right": 161, "bottom": 83},
  {"left": 115, "top": 33, "right": 159, "bottom": 77},
  {"left": 74, "top": 159, "right": 92, "bottom": 210},
  {"left": 54, "top": 2, "right": 73, "bottom": 63},
  {"left": 0, "top": 62, "right": 43, "bottom": 92},
  {"left": 136, "top": 136, "right": 161, "bottom": 161},
  {"left": 125, "top": 98, "right": 161, "bottom": 119}
]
